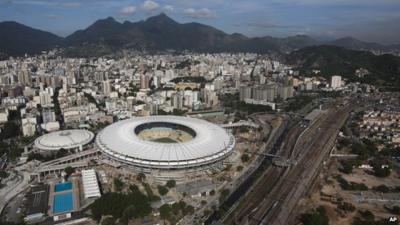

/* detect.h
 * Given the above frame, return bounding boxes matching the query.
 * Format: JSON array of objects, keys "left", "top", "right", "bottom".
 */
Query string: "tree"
[
  {"left": 219, "top": 189, "right": 230, "bottom": 203},
  {"left": 339, "top": 160, "right": 354, "bottom": 174},
  {"left": 91, "top": 192, "right": 151, "bottom": 221},
  {"left": 183, "top": 205, "right": 194, "bottom": 215},
  {"left": 372, "top": 164, "right": 391, "bottom": 177},
  {"left": 241, "top": 154, "right": 250, "bottom": 163},
  {"left": 64, "top": 166, "right": 75, "bottom": 177},
  {"left": 166, "top": 179, "right": 176, "bottom": 188},
  {"left": 159, "top": 204, "right": 172, "bottom": 220},
  {"left": 100, "top": 216, "right": 115, "bottom": 225},
  {"left": 373, "top": 185, "right": 390, "bottom": 193},
  {"left": 300, "top": 206, "right": 329, "bottom": 225},
  {"left": 158, "top": 185, "right": 169, "bottom": 196},
  {"left": 121, "top": 205, "right": 136, "bottom": 224},
  {"left": 0, "top": 171, "right": 8, "bottom": 178},
  {"left": 0, "top": 121, "right": 19, "bottom": 140},
  {"left": 113, "top": 177, "right": 124, "bottom": 192}
]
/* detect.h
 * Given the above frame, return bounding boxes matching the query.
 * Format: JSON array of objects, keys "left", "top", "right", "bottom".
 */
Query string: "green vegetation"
[
  {"left": 158, "top": 108, "right": 187, "bottom": 116},
  {"left": 219, "top": 188, "right": 230, "bottom": 203},
  {"left": 170, "top": 76, "right": 205, "bottom": 83},
  {"left": 27, "top": 148, "right": 70, "bottom": 162},
  {"left": 52, "top": 87, "right": 62, "bottom": 124},
  {"left": 300, "top": 206, "right": 329, "bottom": 225},
  {"left": 389, "top": 206, "right": 400, "bottom": 215},
  {"left": 0, "top": 140, "right": 24, "bottom": 162},
  {"left": 159, "top": 201, "right": 194, "bottom": 224},
  {"left": 219, "top": 93, "right": 272, "bottom": 114},
  {"left": 113, "top": 177, "right": 124, "bottom": 192},
  {"left": 241, "top": 154, "right": 250, "bottom": 163},
  {"left": 284, "top": 96, "right": 313, "bottom": 112},
  {"left": 335, "top": 175, "right": 368, "bottom": 191},
  {"left": 153, "top": 137, "right": 177, "bottom": 143},
  {"left": 157, "top": 185, "right": 169, "bottom": 196},
  {"left": 91, "top": 191, "right": 151, "bottom": 222},
  {"left": 339, "top": 159, "right": 361, "bottom": 174},
  {"left": 166, "top": 180, "right": 176, "bottom": 188},
  {"left": 0, "top": 170, "right": 9, "bottom": 178},
  {"left": 100, "top": 216, "right": 115, "bottom": 225},
  {"left": 64, "top": 166, "right": 75, "bottom": 177},
  {"left": 121, "top": 205, "right": 136, "bottom": 224},
  {"left": 371, "top": 162, "right": 391, "bottom": 177},
  {"left": 287, "top": 45, "right": 400, "bottom": 90},
  {"left": 337, "top": 201, "right": 356, "bottom": 213},
  {"left": 351, "top": 210, "right": 396, "bottom": 225},
  {"left": 84, "top": 92, "right": 100, "bottom": 108},
  {"left": 0, "top": 121, "right": 20, "bottom": 140},
  {"left": 142, "top": 182, "right": 160, "bottom": 201}
]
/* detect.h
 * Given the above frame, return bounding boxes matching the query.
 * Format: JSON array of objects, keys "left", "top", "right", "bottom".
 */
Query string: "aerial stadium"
[{"left": 95, "top": 116, "right": 235, "bottom": 171}]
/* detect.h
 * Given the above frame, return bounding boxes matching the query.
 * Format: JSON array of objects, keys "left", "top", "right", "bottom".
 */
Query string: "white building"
[
  {"left": 81, "top": 169, "right": 101, "bottom": 199},
  {"left": 331, "top": 75, "right": 342, "bottom": 89}
]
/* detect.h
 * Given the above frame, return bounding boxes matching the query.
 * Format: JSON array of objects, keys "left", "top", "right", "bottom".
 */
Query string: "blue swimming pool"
[
  {"left": 54, "top": 182, "right": 72, "bottom": 192},
  {"left": 53, "top": 192, "right": 73, "bottom": 214}
]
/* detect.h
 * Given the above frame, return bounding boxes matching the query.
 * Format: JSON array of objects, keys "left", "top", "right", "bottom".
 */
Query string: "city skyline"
[{"left": 1, "top": 0, "right": 400, "bottom": 44}]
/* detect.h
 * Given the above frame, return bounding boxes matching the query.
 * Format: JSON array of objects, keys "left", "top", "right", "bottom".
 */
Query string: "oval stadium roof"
[
  {"left": 35, "top": 129, "right": 94, "bottom": 151},
  {"left": 96, "top": 116, "right": 235, "bottom": 169}
]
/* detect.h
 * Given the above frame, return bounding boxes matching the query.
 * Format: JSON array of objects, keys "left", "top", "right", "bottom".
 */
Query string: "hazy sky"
[{"left": 1, "top": 0, "right": 399, "bottom": 44}]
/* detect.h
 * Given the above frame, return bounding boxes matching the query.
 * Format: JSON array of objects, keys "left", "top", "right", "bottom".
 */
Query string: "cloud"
[
  {"left": 120, "top": 5, "right": 136, "bottom": 16},
  {"left": 163, "top": 5, "right": 174, "bottom": 12},
  {"left": 183, "top": 8, "right": 216, "bottom": 19},
  {"left": 142, "top": 0, "right": 159, "bottom": 11}
]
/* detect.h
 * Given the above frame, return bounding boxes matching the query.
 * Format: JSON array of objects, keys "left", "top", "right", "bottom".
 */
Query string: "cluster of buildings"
[
  {"left": 358, "top": 108, "right": 400, "bottom": 147},
  {"left": 0, "top": 50, "right": 358, "bottom": 140}
]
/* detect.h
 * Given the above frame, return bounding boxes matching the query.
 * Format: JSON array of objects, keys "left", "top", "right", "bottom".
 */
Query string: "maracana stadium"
[{"left": 95, "top": 116, "right": 235, "bottom": 171}]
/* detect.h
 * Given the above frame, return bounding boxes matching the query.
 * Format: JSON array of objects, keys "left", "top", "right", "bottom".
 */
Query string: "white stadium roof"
[
  {"left": 34, "top": 129, "right": 94, "bottom": 151},
  {"left": 96, "top": 116, "right": 235, "bottom": 169}
]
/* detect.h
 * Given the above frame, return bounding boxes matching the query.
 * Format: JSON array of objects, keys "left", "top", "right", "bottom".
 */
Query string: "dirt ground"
[{"left": 294, "top": 158, "right": 400, "bottom": 225}]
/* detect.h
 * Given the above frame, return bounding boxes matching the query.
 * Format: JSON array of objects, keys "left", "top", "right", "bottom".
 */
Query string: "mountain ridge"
[{"left": 0, "top": 13, "right": 399, "bottom": 57}]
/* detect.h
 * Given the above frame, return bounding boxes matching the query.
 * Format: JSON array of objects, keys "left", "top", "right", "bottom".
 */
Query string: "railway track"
[{"left": 250, "top": 105, "right": 352, "bottom": 225}]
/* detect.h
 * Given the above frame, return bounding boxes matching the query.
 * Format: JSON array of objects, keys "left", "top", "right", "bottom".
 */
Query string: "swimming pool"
[
  {"left": 54, "top": 182, "right": 72, "bottom": 192},
  {"left": 53, "top": 192, "right": 73, "bottom": 214}
]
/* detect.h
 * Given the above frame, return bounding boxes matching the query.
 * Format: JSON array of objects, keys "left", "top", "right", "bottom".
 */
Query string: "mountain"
[
  {"left": 63, "top": 14, "right": 320, "bottom": 56},
  {"left": 1, "top": 14, "right": 399, "bottom": 58},
  {"left": 326, "top": 37, "right": 385, "bottom": 51},
  {"left": 286, "top": 45, "right": 400, "bottom": 89},
  {"left": 0, "top": 21, "right": 62, "bottom": 57}
]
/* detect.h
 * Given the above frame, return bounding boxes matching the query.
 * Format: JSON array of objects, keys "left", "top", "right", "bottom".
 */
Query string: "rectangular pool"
[
  {"left": 53, "top": 192, "right": 73, "bottom": 214},
  {"left": 54, "top": 182, "right": 72, "bottom": 192}
]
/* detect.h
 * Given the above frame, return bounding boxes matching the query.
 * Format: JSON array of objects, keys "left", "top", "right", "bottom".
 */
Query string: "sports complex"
[{"left": 95, "top": 116, "right": 235, "bottom": 171}]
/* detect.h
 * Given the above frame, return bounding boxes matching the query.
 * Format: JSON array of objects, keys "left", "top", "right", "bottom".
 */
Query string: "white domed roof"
[
  {"left": 35, "top": 129, "right": 94, "bottom": 151},
  {"left": 96, "top": 116, "right": 235, "bottom": 169}
]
